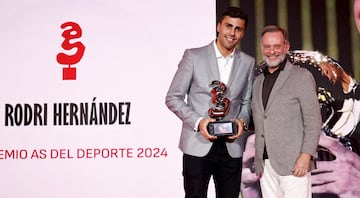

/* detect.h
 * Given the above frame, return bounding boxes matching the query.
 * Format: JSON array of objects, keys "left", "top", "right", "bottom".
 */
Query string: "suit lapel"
[
  {"left": 265, "top": 62, "right": 293, "bottom": 111},
  {"left": 254, "top": 74, "right": 265, "bottom": 112},
  {"left": 226, "top": 49, "right": 241, "bottom": 88},
  {"left": 206, "top": 43, "right": 221, "bottom": 82}
]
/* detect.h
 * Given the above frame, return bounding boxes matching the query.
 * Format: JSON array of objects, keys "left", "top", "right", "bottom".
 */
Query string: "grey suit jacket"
[
  {"left": 252, "top": 61, "right": 321, "bottom": 176},
  {"left": 166, "top": 41, "right": 255, "bottom": 158}
]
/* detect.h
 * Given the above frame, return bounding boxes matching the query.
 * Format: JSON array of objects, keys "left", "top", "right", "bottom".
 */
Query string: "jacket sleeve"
[
  {"left": 298, "top": 69, "right": 322, "bottom": 157},
  {"left": 165, "top": 49, "right": 201, "bottom": 129}
]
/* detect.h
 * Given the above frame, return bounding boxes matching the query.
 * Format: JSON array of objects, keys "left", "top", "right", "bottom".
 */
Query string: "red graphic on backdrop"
[{"left": 56, "top": 22, "right": 85, "bottom": 80}]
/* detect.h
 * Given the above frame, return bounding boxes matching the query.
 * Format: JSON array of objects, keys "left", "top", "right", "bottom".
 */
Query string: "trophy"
[{"left": 207, "top": 80, "right": 237, "bottom": 136}]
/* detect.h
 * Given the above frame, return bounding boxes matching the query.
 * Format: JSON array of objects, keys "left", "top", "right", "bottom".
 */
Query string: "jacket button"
[
  {"left": 261, "top": 134, "right": 264, "bottom": 137},
  {"left": 264, "top": 116, "right": 267, "bottom": 119}
]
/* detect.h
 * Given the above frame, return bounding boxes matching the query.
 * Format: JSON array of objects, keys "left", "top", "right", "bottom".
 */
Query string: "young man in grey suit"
[
  {"left": 165, "top": 7, "right": 254, "bottom": 198},
  {"left": 251, "top": 25, "right": 321, "bottom": 198}
]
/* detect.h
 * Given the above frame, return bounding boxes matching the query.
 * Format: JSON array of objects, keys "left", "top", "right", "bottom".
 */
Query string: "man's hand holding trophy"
[{"left": 204, "top": 80, "right": 246, "bottom": 141}]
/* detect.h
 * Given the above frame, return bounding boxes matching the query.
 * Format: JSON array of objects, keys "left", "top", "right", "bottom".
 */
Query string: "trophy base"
[{"left": 207, "top": 121, "right": 237, "bottom": 136}]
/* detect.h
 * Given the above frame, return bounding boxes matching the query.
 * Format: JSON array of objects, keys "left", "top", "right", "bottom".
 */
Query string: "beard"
[{"left": 263, "top": 53, "right": 287, "bottom": 67}]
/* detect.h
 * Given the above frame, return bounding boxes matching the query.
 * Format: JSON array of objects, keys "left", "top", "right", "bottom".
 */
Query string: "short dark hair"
[
  {"left": 261, "top": 25, "right": 288, "bottom": 42},
  {"left": 218, "top": 7, "right": 249, "bottom": 29}
]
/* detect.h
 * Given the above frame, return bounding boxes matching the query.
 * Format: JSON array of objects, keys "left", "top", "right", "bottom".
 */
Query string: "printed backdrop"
[{"left": 0, "top": 1, "right": 215, "bottom": 197}]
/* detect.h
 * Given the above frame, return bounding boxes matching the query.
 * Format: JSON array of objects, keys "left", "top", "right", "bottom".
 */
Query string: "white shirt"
[{"left": 213, "top": 40, "right": 235, "bottom": 85}]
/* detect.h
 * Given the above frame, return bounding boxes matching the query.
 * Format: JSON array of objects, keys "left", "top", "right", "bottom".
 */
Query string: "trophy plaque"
[{"left": 207, "top": 80, "right": 237, "bottom": 136}]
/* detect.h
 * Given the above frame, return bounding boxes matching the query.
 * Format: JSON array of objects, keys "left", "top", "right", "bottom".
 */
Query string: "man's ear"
[
  {"left": 285, "top": 41, "right": 290, "bottom": 51},
  {"left": 216, "top": 22, "right": 220, "bottom": 33}
]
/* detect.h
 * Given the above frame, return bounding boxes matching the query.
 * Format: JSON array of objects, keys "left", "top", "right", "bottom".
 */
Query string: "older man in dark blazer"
[
  {"left": 166, "top": 7, "right": 254, "bottom": 198},
  {"left": 251, "top": 25, "right": 321, "bottom": 198}
]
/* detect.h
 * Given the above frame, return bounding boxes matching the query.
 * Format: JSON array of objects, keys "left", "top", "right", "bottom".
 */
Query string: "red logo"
[{"left": 56, "top": 22, "right": 85, "bottom": 80}]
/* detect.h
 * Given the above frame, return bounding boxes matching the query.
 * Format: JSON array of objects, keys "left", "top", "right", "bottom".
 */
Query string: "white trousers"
[{"left": 260, "top": 159, "right": 311, "bottom": 198}]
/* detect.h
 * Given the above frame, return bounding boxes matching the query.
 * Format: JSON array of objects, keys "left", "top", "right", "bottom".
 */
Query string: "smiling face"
[
  {"left": 216, "top": 16, "right": 246, "bottom": 56},
  {"left": 261, "top": 31, "right": 290, "bottom": 67}
]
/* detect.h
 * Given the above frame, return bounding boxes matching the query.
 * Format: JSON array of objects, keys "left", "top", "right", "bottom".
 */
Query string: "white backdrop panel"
[{"left": 0, "top": 0, "right": 215, "bottom": 197}]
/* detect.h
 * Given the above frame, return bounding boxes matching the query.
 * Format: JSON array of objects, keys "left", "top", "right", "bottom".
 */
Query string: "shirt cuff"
[
  {"left": 193, "top": 117, "right": 203, "bottom": 132},
  {"left": 239, "top": 118, "right": 248, "bottom": 130}
]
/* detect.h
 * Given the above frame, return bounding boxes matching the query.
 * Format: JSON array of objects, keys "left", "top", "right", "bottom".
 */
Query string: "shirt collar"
[{"left": 213, "top": 40, "right": 235, "bottom": 58}]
